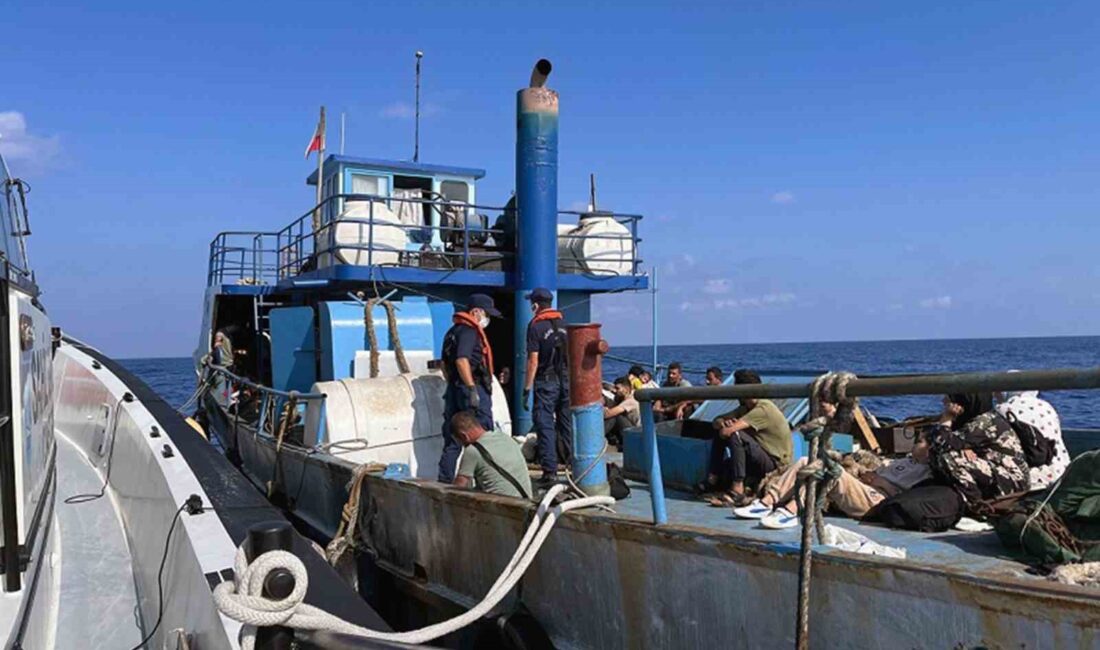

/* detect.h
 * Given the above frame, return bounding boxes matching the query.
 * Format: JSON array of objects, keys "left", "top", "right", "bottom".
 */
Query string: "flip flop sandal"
[{"left": 705, "top": 493, "right": 737, "bottom": 507}]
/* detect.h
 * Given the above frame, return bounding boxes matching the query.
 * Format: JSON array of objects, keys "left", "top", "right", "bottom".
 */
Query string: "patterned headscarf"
[{"left": 947, "top": 392, "right": 993, "bottom": 428}]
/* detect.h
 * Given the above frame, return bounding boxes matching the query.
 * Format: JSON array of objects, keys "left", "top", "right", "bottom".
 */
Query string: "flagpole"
[{"left": 313, "top": 106, "right": 326, "bottom": 234}]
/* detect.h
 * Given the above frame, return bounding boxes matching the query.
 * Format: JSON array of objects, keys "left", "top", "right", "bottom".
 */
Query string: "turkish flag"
[{"left": 304, "top": 107, "right": 326, "bottom": 158}]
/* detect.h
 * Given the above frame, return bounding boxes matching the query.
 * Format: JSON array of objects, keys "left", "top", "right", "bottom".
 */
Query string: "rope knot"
[
  {"left": 795, "top": 458, "right": 826, "bottom": 482},
  {"left": 809, "top": 370, "right": 859, "bottom": 434},
  {"left": 213, "top": 548, "right": 310, "bottom": 649}
]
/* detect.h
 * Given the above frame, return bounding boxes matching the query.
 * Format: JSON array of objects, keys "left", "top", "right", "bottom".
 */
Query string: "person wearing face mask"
[
  {"left": 521, "top": 287, "right": 572, "bottom": 489},
  {"left": 438, "top": 293, "right": 501, "bottom": 483}
]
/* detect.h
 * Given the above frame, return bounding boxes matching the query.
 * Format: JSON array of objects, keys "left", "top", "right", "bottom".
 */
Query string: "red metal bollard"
[
  {"left": 566, "top": 323, "right": 609, "bottom": 407},
  {"left": 566, "top": 324, "right": 611, "bottom": 496}
]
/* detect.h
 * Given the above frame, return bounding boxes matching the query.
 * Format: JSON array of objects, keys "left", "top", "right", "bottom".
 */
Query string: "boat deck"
[
  {"left": 590, "top": 452, "right": 1035, "bottom": 580},
  {"left": 610, "top": 481, "right": 1029, "bottom": 575},
  {"left": 55, "top": 433, "right": 143, "bottom": 648}
]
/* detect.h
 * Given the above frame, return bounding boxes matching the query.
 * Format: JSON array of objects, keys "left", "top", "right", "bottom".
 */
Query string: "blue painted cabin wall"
[
  {"left": 318, "top": 298, "right": 439, "bottom": 381},
  {"left": 269, "top": 306, "right": 317, "bottom": 393}
]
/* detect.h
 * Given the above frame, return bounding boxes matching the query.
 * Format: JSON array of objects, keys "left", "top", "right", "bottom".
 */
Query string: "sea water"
[{"left": 122, "top": 335, "right": 1100, "bottom": 427}]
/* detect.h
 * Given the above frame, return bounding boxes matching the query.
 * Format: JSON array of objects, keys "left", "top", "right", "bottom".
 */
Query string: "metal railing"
[
  {"left": 208, "top": 231, "right": 281, "bottom": 286},
  {"left": 206, "top": 364, "right": 328, "bottom": 444},
  {"left": 635, "top": 366, "right": 1100, "bottom": 525},
  {"left": 207, "top": 193, "right": 645, "bottom": 286}
]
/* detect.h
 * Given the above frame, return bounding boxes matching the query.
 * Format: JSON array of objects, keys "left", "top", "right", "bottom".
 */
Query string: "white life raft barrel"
[
  {"left": 317, "top": 200, "right": 407, "bottom": 268},
  {"left": 558, "top": 211, "right": 634, "bottom": 276},
  {"left": 303, "top": 372, "right": 512, "bottom": 478}
]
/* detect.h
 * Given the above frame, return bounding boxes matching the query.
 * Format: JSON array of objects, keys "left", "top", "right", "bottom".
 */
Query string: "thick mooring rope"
[
  {"left": 795, "top": 371, "right": 858, "bottom": 650},
  {"left": 363, "top": 299, "right": 411, "bottom": 378},
  {"left": 214, "top": 484, "right": 613, "bottom": 649}
]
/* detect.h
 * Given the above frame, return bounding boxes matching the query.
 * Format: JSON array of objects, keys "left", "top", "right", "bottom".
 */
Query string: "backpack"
[
  {"left": 607, "top": 462, "right": 631, "bottom": 500},
  {"left": 1003, "top": 411, "right": 1056, "bottom": 468}
]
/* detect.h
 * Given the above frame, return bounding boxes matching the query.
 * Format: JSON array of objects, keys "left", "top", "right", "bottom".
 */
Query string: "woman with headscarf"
[
  {"left": 867, "top": 392, "right": 1023, "bottom": 531},
  {"left": 930, "top": 392, "right": 1030, "bottom": 507},
  {"left": 996, "top": 388, "right": 1070, "bottom": 490}
]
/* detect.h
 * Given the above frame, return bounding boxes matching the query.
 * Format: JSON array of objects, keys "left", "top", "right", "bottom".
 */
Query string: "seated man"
[
  {"left": 451, "top": 410, "right": 533, "bottom": 499},
  {"left": 734, "top": 413, "right": 934, "bottom": 529},
  {"left": 673, "top": 366, "right": 724, "bottom": 420},
  {"left": 653, "top": 362, "right": 693, "bottom": 421},
  {"left": 603, "top": 376, "right": 641, "bottom": 447},
  {"left": 698, "top": 369, "right": 793, "bottom": 506}
]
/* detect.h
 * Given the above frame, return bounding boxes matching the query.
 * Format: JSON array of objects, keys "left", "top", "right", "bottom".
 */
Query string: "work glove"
[
  {"left": 466, "top": 385, "right": 481, "bottom": 410},
  {"left": 523, "top": 388, "right": 531, "bottom": 411}
]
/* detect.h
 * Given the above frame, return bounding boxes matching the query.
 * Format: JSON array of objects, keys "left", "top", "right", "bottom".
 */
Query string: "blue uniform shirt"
[
  {"left": 526, "top": 318, "right": 566, "bottom": 379},
  {"left": 445, "top": 324, "right": 486, "bottom": 386}
]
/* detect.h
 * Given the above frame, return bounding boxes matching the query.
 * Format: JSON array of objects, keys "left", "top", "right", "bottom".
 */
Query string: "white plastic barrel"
[
  {"left": 317, "top": 201, "right": 407, "bottom": 268},
  {"left": 303, "top": 372, "right": 512, "bottom": 478},
  {"left": 561, "top": 213, "right": 634, "bottom": 276}
]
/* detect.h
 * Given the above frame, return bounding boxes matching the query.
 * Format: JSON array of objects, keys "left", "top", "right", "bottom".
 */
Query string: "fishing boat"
[
  {"left": 0, "top": 151, "right": 388, "bottom": 648},
  {"left": 194, "top": 59, "right": 1100, "bottom": 648}
]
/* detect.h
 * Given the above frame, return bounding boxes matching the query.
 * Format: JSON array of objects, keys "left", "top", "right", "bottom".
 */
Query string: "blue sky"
[{"left": 4, "top": 1, "right": 1100, "bottom": 357}]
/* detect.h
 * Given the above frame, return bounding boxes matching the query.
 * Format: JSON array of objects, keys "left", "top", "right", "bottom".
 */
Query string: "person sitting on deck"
[
  {"left": 628, "top": 365, "right": 646, "bottom": 391},
  {"left": 697, "top": 369, "right": 794, "bottom": 507},
  {"left": 451, "top": 411, "right": 533, "bottom": 499},
  {"left": 733, "top": 403, "right": 935, "bottom": 529},
  {"left": 603, "top": 376, "right": 641, "bottom": 448},
  {"left": 868, "top": 393, "right": 1030, "bottom": 532},
  {"left": 653, "top": 362, "right": 693, "bottom": 421},
  {"left": 638, "top": 369, "right": 658, "bottom": 390},
  {"left": 995, "top": 383, "right": 1070, "bottom": 491},
  {"left": 929, "top": 392, "right": 1031, "bottom": 507},
  {"left": 672, "top": 366, "right": 724, "bottom": 420}
]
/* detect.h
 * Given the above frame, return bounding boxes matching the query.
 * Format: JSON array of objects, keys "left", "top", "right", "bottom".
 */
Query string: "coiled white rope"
[{"left": 214, "top": 484, "right": 613, "bottom": 649}]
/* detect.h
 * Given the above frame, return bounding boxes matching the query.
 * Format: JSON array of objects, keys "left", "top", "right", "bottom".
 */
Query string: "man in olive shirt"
[
  {"left": 700, "top": 369, "right": 793, "bottom": 506},
  {"left": 452, "top": 411, "right": 533, "bottom": 499}
]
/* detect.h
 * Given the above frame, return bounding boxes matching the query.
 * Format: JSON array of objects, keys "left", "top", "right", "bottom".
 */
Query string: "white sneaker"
[
  {"left": 732, "top": 499, "right": 773, "bottom": 520},
  {"left": 760, "top": 508, "right": 800, "bottom": 530}
]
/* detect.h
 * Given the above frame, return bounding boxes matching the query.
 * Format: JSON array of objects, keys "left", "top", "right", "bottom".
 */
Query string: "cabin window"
[
  {"left": 350, "top": 174, "right": 382, "bottom": 197},
  {"left": 440, "top": 180, "right": 469, "bottom": 204}
]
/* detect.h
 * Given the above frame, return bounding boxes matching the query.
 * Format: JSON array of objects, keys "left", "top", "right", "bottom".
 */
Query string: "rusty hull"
[{"left": 359, "top": 474, "right": 1099, "bottom": 650}]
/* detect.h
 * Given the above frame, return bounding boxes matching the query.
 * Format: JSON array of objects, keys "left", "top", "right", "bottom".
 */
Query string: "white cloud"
[
  {"left": 919, "top": 295, "right": 952, "bottom": 309},
  {"left": 771, "top": 190, "right": 796, "bottom": 205},
  {"left": 701, "top": 278, "right": 732, "bottom": 295},
  {"left": 0, "top": 111, "right": 60, "bottom": 169},
  {"left": 680, "top": 292, "right": 796, "bottom": 312},
  {"left": 596, "top": 303, "right": 641, "bottom": 318},
  {"left": 379, "top": 102, "right": 442, "bottom": 119}
]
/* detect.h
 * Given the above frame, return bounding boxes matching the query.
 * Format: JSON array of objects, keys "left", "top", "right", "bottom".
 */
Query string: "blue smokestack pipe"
[{"left": 513, "top": 59, "right": 558, "bottom": 434}]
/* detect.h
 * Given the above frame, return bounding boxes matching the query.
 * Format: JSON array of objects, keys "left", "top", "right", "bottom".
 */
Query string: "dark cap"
[
  {"left": 468, "top": 293, "right": 502, "bottom": 318},
  {"left": 524, "top": 287, "right": 553, "bottom": 304}
]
